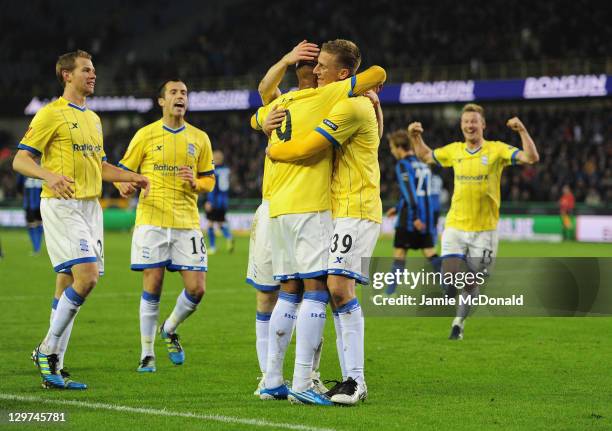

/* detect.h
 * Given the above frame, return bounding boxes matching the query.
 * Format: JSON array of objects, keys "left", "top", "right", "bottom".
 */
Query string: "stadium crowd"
[{"left": 1, "top": 102, "right": 610, "bottom": 208}]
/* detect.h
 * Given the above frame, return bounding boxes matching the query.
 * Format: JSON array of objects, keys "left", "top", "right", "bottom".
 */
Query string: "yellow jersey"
[
  {"left": 315, "top": 97, "right": 382, "bottom": 223},
  {"left": 255, "top": 77, "right": 356, "bottom": 217},
  {"left": 250, "top": 112, "right": 274, "bottom": 201},
  {"left": 433, "top": 140, "right": 519, "bottom": 231},
  {"left": 118, "top": 119, "right": 214, "bottom": 229},
  {"left": 18, "top": 97, "right": 106, "bottom": 199}
]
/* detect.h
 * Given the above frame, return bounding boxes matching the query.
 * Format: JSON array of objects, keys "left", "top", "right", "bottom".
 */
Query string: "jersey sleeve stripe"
[
  {"left": 315, "top": 127, "right": 341, "bottom": 149},
  {"left": 117, "top": 162, "right": 134, "bottom": 172},
  {"left": 431, "top": 150, "right": 442, "bottom": 167},
  {"left": 198, "top": 170, "right": 215, "bottom": 176},
  {"left": 511, "top": 149, "right": 519, "bottom": 165},
  {"left": 17, "top": 143, "right": 42, "bottom": 157},
  {"left": 348, "top": 75, "right": 357, "bottom": 97}
]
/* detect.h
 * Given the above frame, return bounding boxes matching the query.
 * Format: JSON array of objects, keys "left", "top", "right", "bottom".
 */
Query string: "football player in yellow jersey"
[
  {"left": 115, "top": 79, "right": 215, "bottom": 373},
  {"left": 258, "top": 39, "right": 386, "bottom": 405},
  {"left": 408, "top": 103, "right": 539, "bottom": 340},
  {"left": 265, "top": 44, "right": 384, "bottom": 406},
  {"left": 12, "top": 50, "right": 149, "bottom": 390},
  {"left": 246, "top": 40, "right": 322, "bottom": 398}
]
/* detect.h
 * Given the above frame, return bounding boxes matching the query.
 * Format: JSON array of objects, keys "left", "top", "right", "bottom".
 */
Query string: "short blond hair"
[
  {"left": 462, "top": 103, "right": 485, "bottom": 120},
  {"left": 56, "top": 50, "right": 92, "bottom": 87},
  {"left": 321, "top": 39, "right": 361, "bottom": 75}
]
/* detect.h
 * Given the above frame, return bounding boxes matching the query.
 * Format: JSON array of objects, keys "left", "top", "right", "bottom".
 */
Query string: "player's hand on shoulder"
[
  {"left": 413, "top": 219, "right": 426, "bottom": 232},
  {"left": 506, "top": 117, "right": 526, "bottom": 133},
  {"left": 363, "top": 89, "right": 380, "bottom": 107},
  {"left": 284, "top": 40, "right": 319, "bottom": 66},
  {"left": 407, "top": 122, "right": 424, "bottom": 137},
  {"left": 46, "top": 173, "right": 74, "bottom": 199},
  {"left": 263, "top": 106, "right": 286, "bottom": 137}
]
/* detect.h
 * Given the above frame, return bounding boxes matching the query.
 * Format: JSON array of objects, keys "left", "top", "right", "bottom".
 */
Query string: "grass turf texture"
[{"left": 0, "top": 228, "right": 610, "bottom": 430}]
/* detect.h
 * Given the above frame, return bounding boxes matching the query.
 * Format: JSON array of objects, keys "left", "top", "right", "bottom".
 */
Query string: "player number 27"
[
  {"left": 190, "top": 236, "right": 206, "bottom": 255},
  {"left": 330, "top": 234, "right": 352, "bottom": 254}
]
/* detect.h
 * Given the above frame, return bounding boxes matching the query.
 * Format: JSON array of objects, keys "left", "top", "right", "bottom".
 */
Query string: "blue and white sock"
[
  {"left": 140, "top": 291, "right": 160, "bottom": 359},
  {"left": 264, "top": 292, "right": 300, "bottom": 389},
  {"left": 163, "top": 290, "right": 200, "bottom": 334},
  {"left": 337, "top": 298, "right": 365, "bottom": 385},
  {"left": 208, "top": 227, "right": 216, "bottom": 249},
  {"left": 41, "top": 287, "right": 83, "bottom": 355},
  {"left": 50, "top": 297, "right": 75, "bottom": 370},
  {"left": 333, "top": 311, "right": 347, "bottom": 380},
  {"left": 292, "top": 291, "right": 329, "bottom": 392},
  {"left": 221, "top": 223, "right": 232, "bottom": 240},
  {"left": 256, "top": 311, "right": 272, "bottom": 374}
]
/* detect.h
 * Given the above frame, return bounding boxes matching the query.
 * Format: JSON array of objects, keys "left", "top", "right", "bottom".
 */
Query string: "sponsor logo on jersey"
[
  {"left": 455, "top": 174, "right": 489, "bottom": 181},
  {"left": 153, "top": 163, "right": 180, "bottom": 172},
  {"left": 323, "top": 119, "right": 338, "bottom": 131},
  {"left": 73, "top": 143, "right": 102, "bottom": 154}
]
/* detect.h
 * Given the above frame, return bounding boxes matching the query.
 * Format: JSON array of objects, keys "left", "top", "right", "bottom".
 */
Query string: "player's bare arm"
[
  {"left": 178, "top": 166, "right": 216, "bottom": 193},
  {"left": 102, "top": 162, "right": 150, "bottom": 197},
  {"left": 507, "top": 117, "right": 539, "bottom": 164},
  {"left": 407, "top": 122, "right": 435, "bottom": 164},
  {"left": 258, "top": 40, "right": 319, "bottom": 105},
  {"left": 13, "top": 149, "right": 74, "bottom": 199},
  {"left": 363, "top": 88, "right": 384, "bottom": 139}
]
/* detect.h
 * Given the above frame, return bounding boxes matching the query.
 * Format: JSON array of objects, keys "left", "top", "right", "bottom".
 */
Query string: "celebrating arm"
[
  {"left": 507, "top": 117, "right": 539, "bottom": 164},
  {"left": 407, "top": 122, "right": 435, "bottom": 165},
  {"left": 363, "top": 89, "right": 384, "bottom": 139},
  {"left": 258, "top": 40, "right": 319, "bottom": 105}
]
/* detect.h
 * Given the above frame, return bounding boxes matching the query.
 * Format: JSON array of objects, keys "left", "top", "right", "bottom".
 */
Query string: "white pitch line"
[{"left": 0, "top": 394, "right": 336, "bottom": 431}]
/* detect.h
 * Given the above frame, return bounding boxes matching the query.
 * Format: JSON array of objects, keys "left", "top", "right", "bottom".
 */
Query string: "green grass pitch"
[{"left": 0, "top": 229, "right": 610, "bottom": 430}]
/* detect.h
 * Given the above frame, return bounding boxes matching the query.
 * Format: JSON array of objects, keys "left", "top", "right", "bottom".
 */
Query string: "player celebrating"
[
  {"left": 385, "top": 130, "right": 441, "bottom": 295},
  {"left": 205, "top": 150, "right": 233, "bottom": 254},
  {"left": 262, "top": 39, "right": 386, "bottom": 405},
  {"left": 408, "top": 103, "right": 539, "bottom": 339},
  {"left": 17, "top": 174, "right": 44, "bottom": 255},
  {"left": 13, "top": 50, "right": 150, "bottom": 389},
  {"left": 247, "top": 40, "right": 321, "bottom": 397},
  {"left": 116, "top": 79, "right": 215, "bottom": 373}
]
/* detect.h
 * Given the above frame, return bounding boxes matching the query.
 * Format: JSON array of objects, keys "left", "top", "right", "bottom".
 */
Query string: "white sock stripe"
[{"left": 0, "top": 394, "right": 336, "bottom": 431}]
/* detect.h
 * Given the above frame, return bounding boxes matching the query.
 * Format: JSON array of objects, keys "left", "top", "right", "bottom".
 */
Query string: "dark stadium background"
[{"left": 0, "top": 0, "right": 610, "bottom": 228}]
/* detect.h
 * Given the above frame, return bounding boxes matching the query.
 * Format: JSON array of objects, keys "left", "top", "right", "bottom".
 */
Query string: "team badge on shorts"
[
  {"left": 79, "top": 239, "right": 89, "bottom": 252},
  {"left": 142, "top": 247, "right": 151, "bottom": 259}
]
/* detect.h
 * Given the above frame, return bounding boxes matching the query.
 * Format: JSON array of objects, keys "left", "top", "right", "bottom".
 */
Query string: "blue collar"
[
  {"left": 162, "top": 124, "right": 186, "bottom": 134},
  {"left": 67, "top": 102, "right": 87, "bottom": 112},
  {"left": 465, "top": 145, "right": 482, "bottom": 155}
]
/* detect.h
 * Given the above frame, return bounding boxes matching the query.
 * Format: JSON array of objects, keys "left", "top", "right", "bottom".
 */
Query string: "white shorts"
[
  {"left": 131, "top": 225, "right": 207, "bottom": 272},
  {"left": 40, "top": 198, "right": 104, "bottom": 275},
  {"left": 441, "top": 227, "right": 498, "bottom": 271},
  {"left": 246, "top": 200, "right": 279, "bottom": 291},
  {"left": 327, "top": 217, "right": 380, "bottom": 284},
  {"left": 270, "top": 211, "right": 333, "bottom": 281}
]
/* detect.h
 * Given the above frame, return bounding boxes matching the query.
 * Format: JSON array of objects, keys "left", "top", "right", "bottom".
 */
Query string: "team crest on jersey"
[
  {"left": 79, "top": 239, "right": 89, "bottom": 252},
  {"left": 323, "top": 119, "right": 338, "bottom": 131},
  {"left": 187, "top": 143, "right": 196, "bottom": 156},
  {"left": 481, "top": 155, "right": 488, "bottom": 165}
]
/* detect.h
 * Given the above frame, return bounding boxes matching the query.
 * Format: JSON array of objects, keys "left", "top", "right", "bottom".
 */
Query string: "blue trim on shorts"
[
  {"left": 246, "top": 278, "right": 280, "bottom": 292},
  {"left": 273, "top": 270, "right": 327, "bottom": 281},
  {"left": 303, "top": 291, "right": 330, "bottom": 304},
  {"left": 131, "top": 260, "right": 172, "bottom": 271},
  {"left": 441, "top": 253, "right": 466, "bottom": 260},
  {"left": 54, "top": 256, "right": 98, "bottom": 273},
  {"left": 327, "top": 268, "right": 369, "bottom": 285},
  {"left": 167, "top": 264, "right": 207, "bottom": 272},
  {"left": 335, "top": 298, "right": 360, "bottom": 314}
]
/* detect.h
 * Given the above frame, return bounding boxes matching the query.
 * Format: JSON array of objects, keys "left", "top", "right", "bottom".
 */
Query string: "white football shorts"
[
  {"left": 40, "top": 198, "right": 104, "bottom": 275},
  {"left": 131, "top": 225, "right": 207, "bottom": 272},
  {"left": 327, "top": 217, "right": 380, "bottom": 284},
  {"left": 246, "top": 200, "right": 279, "bottom": 291},
  {"left": 441, "top": 227, "right": 499, "bottom": 272},
  {"left": 270, "top": 210, "right": 333, "bottom": 281}
]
